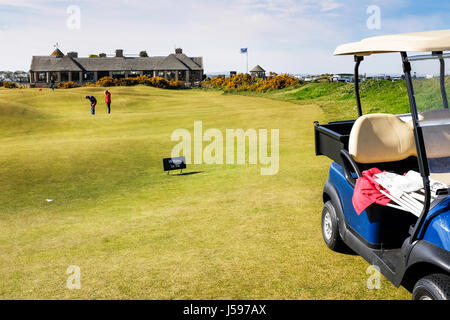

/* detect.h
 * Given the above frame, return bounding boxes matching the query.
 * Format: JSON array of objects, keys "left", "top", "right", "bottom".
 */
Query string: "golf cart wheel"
[
  {"left": 412, "top": 273, "right": 450, "bottom": 300},
  {"left": 321, "top": 201, "right": 346, "bottom": 252}
]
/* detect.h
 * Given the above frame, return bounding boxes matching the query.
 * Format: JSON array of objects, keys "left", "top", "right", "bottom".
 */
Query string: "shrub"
[
  {"left": 59, "top": 81, "right": 80, "bottom": 89},
  {"left": 90, "top": 75, "right": 183, "bottom": 89},
  {"left": 135, "top": 75, "right": 152, "bottom": 85},
  {"left": 118, "top": 77, "right": 139, "bottom": 86},
  {"left": 139, "top": 51, "right": 149, "bottom": 57},
  {"left": 202, "top": 75, "right": 228, "bottom": 88},
  {"left": 226, "top": 73, "right": 254, "bottom": 90},
  {"left": 202, "top": 73, "right": 300, "bottom": 92},
  {"left": 3, "top": 82, "right": 18, "bottom": 89},
  {"left": 96, "top": 77, "right": 117, "bottom": 87},
  {"left": 256, "top": 74, "right": 301, "bottom": 91},
  {"left": 169, "top": 80, "right": 183, "bottom": 89},
  {"left": 149, "top": 76, "right": 170, "bottom": 89}
]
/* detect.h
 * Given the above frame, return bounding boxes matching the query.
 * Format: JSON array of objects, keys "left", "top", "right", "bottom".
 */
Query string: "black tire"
[
  {"left": 412, "top": 273, "right": 450, "bottom": 300},
  {"left": 321, "top": 201, "right": 347, "bottom": 252}
]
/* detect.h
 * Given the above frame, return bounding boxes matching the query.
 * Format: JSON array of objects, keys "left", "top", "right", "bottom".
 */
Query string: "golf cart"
[{"left": 314, "top": 30, "right": 450, "bottom": 300}]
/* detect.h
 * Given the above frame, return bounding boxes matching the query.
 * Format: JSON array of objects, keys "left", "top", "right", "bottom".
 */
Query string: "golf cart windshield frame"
[
  {"left": 351, "top": 51, "right": 449, "bottom": 243},
  {"left": 407, "top": 51, "right": 450, "bottom": 110}
]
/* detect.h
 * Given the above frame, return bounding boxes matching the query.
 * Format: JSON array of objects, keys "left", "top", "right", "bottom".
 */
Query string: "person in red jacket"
[{"left": 105, "top": 90, "right": 111, "bottom": 114}]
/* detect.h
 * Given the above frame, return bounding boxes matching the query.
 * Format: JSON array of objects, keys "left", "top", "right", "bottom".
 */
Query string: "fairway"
[{"left": 0, "top": 86, "right": 410, "bottom": 299}]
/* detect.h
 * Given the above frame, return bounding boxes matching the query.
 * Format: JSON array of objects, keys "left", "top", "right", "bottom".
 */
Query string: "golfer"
[
  {"left": 50, "top": 77, "right": 55, "bottom": 91},
  {"left": 85, "top": 96, "right": 97, "bottom": 115},
  {"left": 105, "top": 90, "right": 111, "bottom": 114}
]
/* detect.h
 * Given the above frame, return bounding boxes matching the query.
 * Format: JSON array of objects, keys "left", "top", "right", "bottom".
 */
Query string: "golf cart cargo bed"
[{"left": 314, "top": 120, "right": 355, "bottom": 165}]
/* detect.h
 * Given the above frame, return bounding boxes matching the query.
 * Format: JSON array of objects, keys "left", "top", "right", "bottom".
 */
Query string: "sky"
[{"left": 1, "top": 0, "right": 450, "bottom": 74}]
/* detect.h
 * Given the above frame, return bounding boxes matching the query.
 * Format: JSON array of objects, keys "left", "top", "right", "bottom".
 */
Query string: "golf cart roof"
[{"left": 335, "top": 30, "right": 450, "bottom": 56}]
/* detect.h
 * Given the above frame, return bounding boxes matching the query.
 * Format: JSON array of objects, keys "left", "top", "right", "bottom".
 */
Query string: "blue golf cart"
[{"left": 314, "top": 30, "right": 450, "bottom": 300}]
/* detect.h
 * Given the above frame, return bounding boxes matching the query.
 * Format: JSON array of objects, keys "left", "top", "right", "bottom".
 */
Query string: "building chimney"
[
  {"left": 175, "top": 48, "right": 183, "bottom": 54},
  {"left": 99, "top": 53, "right": 107, "bottom": 58},
  {"left": 115, "top": 49, "right": 124, "bottom": 57},
  {"left": 67, "top": 52, "right": 78, "bottom": 58}
]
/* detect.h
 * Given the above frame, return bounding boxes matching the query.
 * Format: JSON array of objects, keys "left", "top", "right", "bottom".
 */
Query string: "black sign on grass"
[{"left": 163, "top": 156, "right": 186, "bottom": 174}]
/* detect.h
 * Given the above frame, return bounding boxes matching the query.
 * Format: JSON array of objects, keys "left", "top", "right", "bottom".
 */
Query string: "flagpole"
[
  {"left": 240, "top": 48, "right": 249, "bottom": 74},
  {"left": 246, "top": 51, "right": 248, "bottom": 74}
]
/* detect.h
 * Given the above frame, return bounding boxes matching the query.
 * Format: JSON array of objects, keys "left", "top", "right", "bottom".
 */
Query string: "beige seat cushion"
[
  {"left": 349, "top": 113, "right": 417, "bottom": 163},
  {"left": 431, "top": 173, "right": 450, "bottom": 185}
]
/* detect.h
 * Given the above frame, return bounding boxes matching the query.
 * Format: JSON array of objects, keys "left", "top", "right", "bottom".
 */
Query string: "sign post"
[{"left": 163, "top": 156, "right": 187, "bottom": 175}]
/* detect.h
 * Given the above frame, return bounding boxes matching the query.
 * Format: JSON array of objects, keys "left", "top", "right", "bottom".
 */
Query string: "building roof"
[
  {"left": 250, "top": 65, "right": 265, "bottom": 72},
  {"left": 157, "top": 54, "right": 190, "bottom": 70},
  {"left": 175, "top": 53, "right": 203, "bottom": 70},
  {"left": 335, "top": 29, "right": 450, "bottom": 56},
  {"left": 30, "top": 52, "right": 204, "bottom": 72},
  {"left": 50, "top": 49, "right": 64, "bottom": 57},
  {"left": 48, "top": 56, "right": 83, "bottom": 72}
]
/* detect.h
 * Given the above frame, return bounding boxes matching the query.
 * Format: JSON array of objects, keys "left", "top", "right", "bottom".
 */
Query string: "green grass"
[
  {"left": 238, "top": 77, "right": 450, "bottom": 121},
  {"left": 0, "top": 85, "right": 410, "bottom": 299},
  {"left": 229, "top": 79, "right": 412, "bottom": 121}
]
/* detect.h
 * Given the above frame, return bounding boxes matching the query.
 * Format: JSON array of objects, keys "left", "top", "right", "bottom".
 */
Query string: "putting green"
[{"left": 0, "top": 86, "right": 410, "bottom": 299}]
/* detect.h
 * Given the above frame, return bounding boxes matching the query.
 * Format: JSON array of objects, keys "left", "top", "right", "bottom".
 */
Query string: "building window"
[
  {"left": 167, "top": 71, "right": 176, "bottom": 80},
  {"left": 50, "top": 72, "right": 58, "bottom": 82},
  {"left": 111, "top": 71, "right": 125, "bottom": 79},
  {"left": 72, "top": 72, "right": 80, "bottom": 82},
  {"left": 178, "top": 71, "right": 186, "bottom": 81},
  {"left": 61, "top": 72, "right": 69, "bottom": 82},
  {"left": 128, "top": 71, "right": 141, "bottom": 78},
  {"left": 84, "top": 72, "right": 94, "bottom": 81},
  {"left": 38, "top": 72, "right": 46, "bottom": 82},
  {"left": 158, "top": 71, "right": 165, "bottom": 78},
  {"left": 143, "top": 71, "right": 153, "bottom": 78},
  {"left": 97, "top": 71, "right": 109, "bottom": 79}
]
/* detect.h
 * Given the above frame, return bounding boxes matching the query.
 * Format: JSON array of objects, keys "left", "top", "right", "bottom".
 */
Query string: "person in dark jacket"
[
  {"left": 85, "top": 96, "right": 97, "bottom": 115},
  {"left": 50, "top": 77, "right": 55, "bottom": 91},
  {"left": 105, "top": 90, "right": 111, "bottom": 114}
]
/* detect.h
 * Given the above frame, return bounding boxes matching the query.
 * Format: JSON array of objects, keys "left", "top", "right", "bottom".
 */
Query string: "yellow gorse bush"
[
  {"left": 88, "top": 76, "right": 184, "bottom": 89},
  {"left": 2, "top": 82, "right": 18, "bottom": 89},
  {"left": 58, "top": 81, "right": 80, "bottom": 89},
  {"left": 202, "top": 73, "right": 300, "bottom": 92}
]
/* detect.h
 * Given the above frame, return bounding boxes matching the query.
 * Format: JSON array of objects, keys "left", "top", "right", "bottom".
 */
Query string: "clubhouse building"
[{"left": 29, "top": 48, "right": 204, "bottom": 87}]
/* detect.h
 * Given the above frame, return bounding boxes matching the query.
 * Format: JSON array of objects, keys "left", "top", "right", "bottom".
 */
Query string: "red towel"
[{"left": 352, "top": 168, "right": 391, "bottom": 215}]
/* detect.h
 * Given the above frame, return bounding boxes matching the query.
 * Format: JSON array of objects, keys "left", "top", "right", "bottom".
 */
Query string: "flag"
[{"left": 240, "top": 48, "right": 248, "bottom": 54}]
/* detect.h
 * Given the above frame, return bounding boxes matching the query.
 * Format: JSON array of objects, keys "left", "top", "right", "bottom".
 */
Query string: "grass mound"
[{"left": 242, "top": 80, "right": 411, "bottom": 121}]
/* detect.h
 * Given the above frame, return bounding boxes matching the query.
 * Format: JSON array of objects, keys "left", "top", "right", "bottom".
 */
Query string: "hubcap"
[
  {"left": 420, "top": 295, "right": 433, "bottom": 300},
  {"left": 323, "top": 211, "right": 333, "bottom": 240}
]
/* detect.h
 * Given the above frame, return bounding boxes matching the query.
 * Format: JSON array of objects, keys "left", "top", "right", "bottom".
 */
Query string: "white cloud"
[{"left": 317, "top": 0, "right": 343, "bottom": 12}]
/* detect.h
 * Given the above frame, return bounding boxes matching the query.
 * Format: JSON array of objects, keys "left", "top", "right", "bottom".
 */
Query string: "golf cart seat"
[
  {"left": 431, "top": 173, "right": 450, "bottom": 185},
  {"left": 349, "top": 113, "right": 417, "bottom": 164}
]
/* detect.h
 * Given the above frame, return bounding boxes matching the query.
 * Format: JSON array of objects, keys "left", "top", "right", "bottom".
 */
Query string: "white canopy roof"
[{"left": 334, "top": 30, "right": 450, "bottom": 56}]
